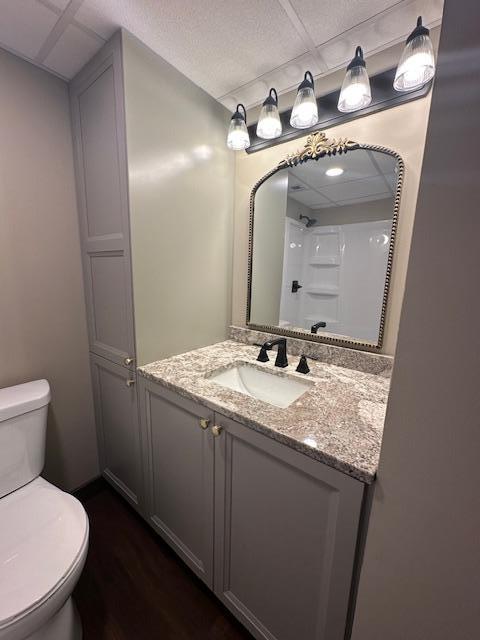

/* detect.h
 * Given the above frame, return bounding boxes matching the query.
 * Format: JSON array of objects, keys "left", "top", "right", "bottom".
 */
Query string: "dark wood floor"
[{"left": 74, "top": 481, "right": 253, "bottom": 640}]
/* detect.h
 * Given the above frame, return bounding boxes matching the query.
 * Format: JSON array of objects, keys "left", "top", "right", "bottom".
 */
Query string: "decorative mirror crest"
[
  {"left": 247, "top": 132, "right": 404, "bottom": 351},
  {"left": 279, "top": 132, "right": 359, "bottom": 168}
]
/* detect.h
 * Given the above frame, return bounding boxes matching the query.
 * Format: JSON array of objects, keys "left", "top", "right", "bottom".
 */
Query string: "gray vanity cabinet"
[
  {"left": 70, "top": 34, "right": 136, "bottom": 370},
  {"left": 138, "top": 378, "right": 365, "bottom": 640},
  {"left": 213, "top": 414, "right": 364, "bottom": 640},
  {"left": 90, "top": 354, "right": 142, "bottom": 510},
  {"left": 139, "top": 380, "right": 215, "bottom": 587}
]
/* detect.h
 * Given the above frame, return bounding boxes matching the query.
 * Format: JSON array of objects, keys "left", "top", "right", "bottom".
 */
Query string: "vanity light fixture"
[
  {"left": 290, "top": 71, "right": 318, "bottom": 129},
  {"left": 256, "top": 88, "right": 282, "bottom": 139},
  {"left": 325, "top": 167, "right": 344, "bottom": 177},
  {"left": 226, "top": 103, "right": 250, "bottom": 151},
  {"left": 337, "top": 46, "right": 372, "bottom": 113},
  {"left": 394, "top": 16, "right": 435, "bottom": 91}
]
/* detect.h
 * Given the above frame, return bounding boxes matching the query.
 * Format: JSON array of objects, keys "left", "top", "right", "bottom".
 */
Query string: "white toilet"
[{"left": 0, "top": 380, "right": 89, "bottom": 640}]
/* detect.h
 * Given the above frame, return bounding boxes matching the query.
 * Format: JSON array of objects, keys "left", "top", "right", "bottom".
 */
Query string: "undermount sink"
[{"left": 207, "top": 362, "right": 314, "bottom": 408}]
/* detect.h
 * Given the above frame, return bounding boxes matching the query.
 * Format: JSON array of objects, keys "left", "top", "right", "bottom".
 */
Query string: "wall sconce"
[
  {"left": 394, "top": 16, "right": 435, "bottom": 92},
  {"left": 338, "top": 46, "right": 372, "bottom": 113},
  {"left": 226, "top": 104, "right": 250, "bottom": 150},
  {"left": 290, "top": 71, "right": 318, "bottom": 129},
  {"left": 256, "top": 88, "right": 282, "bottom": 140}
]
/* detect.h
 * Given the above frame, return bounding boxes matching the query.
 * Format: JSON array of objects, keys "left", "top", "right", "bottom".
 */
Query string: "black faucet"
[
  {"left": 256, "top": 338, "right": 288, "bottom": 368},
  {"left": 311, "top": 321, "right": 327, "bottom": 334}
]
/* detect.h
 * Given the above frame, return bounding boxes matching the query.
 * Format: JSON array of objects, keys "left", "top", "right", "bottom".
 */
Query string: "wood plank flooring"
[{"left": 74, "top": 481, "right": 253, "bottom": 640}]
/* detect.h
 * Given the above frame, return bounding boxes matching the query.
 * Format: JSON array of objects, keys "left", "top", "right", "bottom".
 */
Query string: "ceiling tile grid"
[
  {"left": 0, "top": 0, "right": 59, "bottom": 60},
  {"left": 0, "top": 0, "right": 443, "bottom": 108}
]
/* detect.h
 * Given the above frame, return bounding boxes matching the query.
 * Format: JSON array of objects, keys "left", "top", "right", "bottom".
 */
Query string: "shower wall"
[{"left": 279, "top": 217, "right": 392, "bottom": 342}]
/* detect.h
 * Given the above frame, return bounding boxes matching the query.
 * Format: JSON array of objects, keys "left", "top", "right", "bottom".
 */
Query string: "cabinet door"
[
  {"left": 70, "top": 34, "right": 136, "bottom": 369},
  {"left": 139, "top": 380, "right": 214, "bottom": 587},
  {"left": 213, "top": 414, "right": 364, "bottom": 640},
  {"left": 90, "top": 354, "right": 142, "bottom": 511}
]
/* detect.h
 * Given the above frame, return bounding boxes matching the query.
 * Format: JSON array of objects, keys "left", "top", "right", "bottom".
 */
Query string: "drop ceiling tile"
[
  {"left": 320, "top": 175, "right": 389, "bottom": 202},
  {"left": 316, "top": 0, "right": 444, "bottom": 70},
  {"left": 290, "top": 150, "right": 381, "bottom": 190},
  {"left": 74, "top": 1, "right": 118, "bottom": 40},
  {"left": 74, "top": 0, "right": 308, "bottom": 98},
  {"left": 218, "top": 52, "right": 323, "bottom": 110},
  {"left": 335, "top": 192, "right": 392, "bottom": 206},
  {"left": 0, "top": 0, "right": 58, "bottom": 59},
  {"left": 292, "top": 0, "right": 400, "bottom": 46},
  {"left": 42, "top": 0, "right": 70, "bottom": 9},
  {"left": 43, "top": 23, "right": 103, "bottom": 78},
  {"left": 290, "top": 190, "right": 331, "bottom": 208}
]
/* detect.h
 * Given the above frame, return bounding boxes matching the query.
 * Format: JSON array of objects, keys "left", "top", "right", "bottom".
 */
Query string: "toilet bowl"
[{"left": 0, "top": 380, "right": 89, "bottom": 640}]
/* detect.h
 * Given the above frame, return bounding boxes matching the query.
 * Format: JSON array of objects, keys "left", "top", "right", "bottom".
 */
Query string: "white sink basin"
[{"left": 207, "top": 363, "right": 314, "bottom": 408}]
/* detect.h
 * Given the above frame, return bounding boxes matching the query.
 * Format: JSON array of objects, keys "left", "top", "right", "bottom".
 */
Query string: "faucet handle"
[
  {"left": 296, "top": 355, "right": 310, "bottom": 374},
  {"left": 256, "top": 345, "right": 270, "bottom": 362}
]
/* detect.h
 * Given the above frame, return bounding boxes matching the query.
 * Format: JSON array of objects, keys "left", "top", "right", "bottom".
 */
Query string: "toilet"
[{"left": 0, "top": 380, "right": 89, "bottom": 640}]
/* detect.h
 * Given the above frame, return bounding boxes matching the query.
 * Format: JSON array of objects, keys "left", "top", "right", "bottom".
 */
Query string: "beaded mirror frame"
[{"left": 246, "top": 132, "right": 405, "bottom": 351}]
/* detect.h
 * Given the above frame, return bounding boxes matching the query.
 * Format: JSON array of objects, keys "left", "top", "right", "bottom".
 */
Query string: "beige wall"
[
  {"left": 233, "top": 95, "right": 432, "bottom": 355},
  {"left": 123, "top": 32, "right": 234, "bottom": 365},
  {"left": 0, "top": 49, "right": 99, "bottom": 491},
  {"left": 352, "top": 1, "right": 480, "bottom": 637}
]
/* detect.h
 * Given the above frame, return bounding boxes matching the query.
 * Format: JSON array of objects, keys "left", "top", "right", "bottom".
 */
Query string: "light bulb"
[
  {"left": 394, "top": 17, "right": 435, "bottom": 91},
  {"left": 338, "top": 46, "right": 371, "bottom": 113},
  {"left": 290, "top": 71, "right": 318, "bottom": 129},
  {"left": 256, "top": 88, "right": 282, "bottom": 140},
  {"left": 326, "top": 167, "right": 344, "bottom": 177},
  {"left": 226, "top": 104, "right": 250, "bottom": 151}
]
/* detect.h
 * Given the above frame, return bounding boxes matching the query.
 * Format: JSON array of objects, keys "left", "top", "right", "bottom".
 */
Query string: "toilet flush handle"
[{"left": 126, "top": 378, "right": 135, "bottom": 388}]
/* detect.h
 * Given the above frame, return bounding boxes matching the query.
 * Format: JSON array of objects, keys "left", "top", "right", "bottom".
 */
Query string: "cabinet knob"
[
  {"left": 124, "top": 357, "right": 134, "bottom": 366},
  {"left": 126, "top": 378, "right": 135, "bottom": 387},
  {"left": 199, "top": 418, "right": 210, "bottom": 430},
  {"left": 211, "top": 425, "right": 223, "bottom": 437}
]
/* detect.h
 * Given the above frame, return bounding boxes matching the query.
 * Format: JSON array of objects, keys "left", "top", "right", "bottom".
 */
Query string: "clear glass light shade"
[
  {"left": 256, "top": 103, "right": 282, "bottom": 139},
  {"left": 338, "top": 65, "right": 372, "bottom": 113},
  {"left": 290, "top": 86, "right": 318, "bottom": 129},
  {"left": 227, "top": 116, "right": 250, "bottom": 150},
  {"left": 394, "top": 34, "right": 435, "bottom": 91}
]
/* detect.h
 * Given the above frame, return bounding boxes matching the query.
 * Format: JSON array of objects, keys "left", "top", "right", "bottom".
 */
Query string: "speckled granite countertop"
[{"left": 138, "top": 341, "right": 390, "bottom": 484}]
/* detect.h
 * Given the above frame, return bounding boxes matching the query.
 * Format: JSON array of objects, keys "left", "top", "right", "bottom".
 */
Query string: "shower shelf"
[
  {"left": 309, "top": 257, "right": 340, "bottom": 266},
  {"left": 305, "top": 287, "right": 339, "bottom": 296}
]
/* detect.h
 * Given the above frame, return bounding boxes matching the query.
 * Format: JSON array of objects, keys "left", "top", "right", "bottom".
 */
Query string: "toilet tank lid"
[{"left": 0, "top": 380, "right": 51, "bottom": 422}]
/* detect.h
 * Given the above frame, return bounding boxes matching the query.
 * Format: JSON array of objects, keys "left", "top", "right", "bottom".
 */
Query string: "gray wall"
[
  {"left": 352, "top": 1, "right": 480, "bottom": 638},
  {"left": 0, "top": 49, "right": 99, "bottom": 491},
  {"left": 286, "top": 197, "right": 314, "bottom": 222},
  {"left": 122, "top": 32, "right": 234, "bottom": 365},
  {"left": 312, "top": 198, "right": 393, "bottom": 227}
]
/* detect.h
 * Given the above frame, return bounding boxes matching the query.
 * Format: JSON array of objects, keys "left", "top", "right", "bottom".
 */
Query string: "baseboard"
[{"left": 72, "top": 475, "right": 107, "bottom": 502}]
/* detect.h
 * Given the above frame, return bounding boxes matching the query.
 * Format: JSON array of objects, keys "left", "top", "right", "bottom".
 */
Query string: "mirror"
[{"left": 247, "top": 133, "right": 403, "bottom": 349}]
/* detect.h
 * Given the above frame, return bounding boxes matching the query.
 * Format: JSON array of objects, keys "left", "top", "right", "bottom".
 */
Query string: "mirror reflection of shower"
[{"left": 299, "top": 214, "right": 317, "bottom": 228}]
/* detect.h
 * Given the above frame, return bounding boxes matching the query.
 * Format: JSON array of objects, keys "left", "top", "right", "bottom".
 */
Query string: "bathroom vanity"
[
  {"left": 136, "top": 339, "right": 390, "bottom": 640},
  {"left": 69, "top": 34, "right": 401, "bottom": 640}
]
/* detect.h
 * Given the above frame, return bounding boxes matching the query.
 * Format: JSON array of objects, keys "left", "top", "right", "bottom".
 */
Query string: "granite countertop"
[{"left": 138, "top": 340, "right": 390, "bottom": 484}]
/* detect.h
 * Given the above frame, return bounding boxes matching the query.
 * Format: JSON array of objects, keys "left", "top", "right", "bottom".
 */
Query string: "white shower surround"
[{"left": 279, "top": 217, "right": 392, "bottom": 342}]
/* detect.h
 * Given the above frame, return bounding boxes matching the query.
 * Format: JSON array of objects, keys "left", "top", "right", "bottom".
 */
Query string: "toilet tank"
[{"left": 0, "top": 380, "right": 51, "bottom": 498}]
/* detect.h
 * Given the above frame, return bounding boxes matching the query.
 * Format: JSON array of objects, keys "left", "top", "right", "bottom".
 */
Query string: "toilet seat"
[{"left": 0, "top": 477, "right": 88, "bottom": 639}]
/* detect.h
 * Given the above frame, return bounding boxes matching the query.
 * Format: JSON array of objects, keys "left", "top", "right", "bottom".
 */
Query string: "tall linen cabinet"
[{"left": 69, "top": 30, "right": 233, "bottom": 510}]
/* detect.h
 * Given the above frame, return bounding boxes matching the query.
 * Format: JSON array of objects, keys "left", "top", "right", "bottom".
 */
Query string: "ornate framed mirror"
[{"left": 246, "top": 132, "right": 404, "bottom": 350}]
